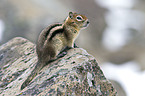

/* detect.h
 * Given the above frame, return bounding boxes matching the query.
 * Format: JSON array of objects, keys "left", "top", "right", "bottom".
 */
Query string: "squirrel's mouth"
[{"left": 83, "top": 20, "right": 89, "bottom": 27}]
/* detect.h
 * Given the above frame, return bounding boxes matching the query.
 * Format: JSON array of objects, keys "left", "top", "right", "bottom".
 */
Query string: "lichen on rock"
[{"left": 0, "top": 37, "right": 117, "bottom": 96}]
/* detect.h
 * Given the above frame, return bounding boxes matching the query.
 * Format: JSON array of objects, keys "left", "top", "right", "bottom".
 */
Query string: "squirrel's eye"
[{"left": 76, "top": 16, "right": 83, "bottom": 21}]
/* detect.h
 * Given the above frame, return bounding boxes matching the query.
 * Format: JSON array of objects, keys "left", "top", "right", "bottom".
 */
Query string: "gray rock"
[{"left": 0, "top": 37, "right": 117, "bottom": 96}]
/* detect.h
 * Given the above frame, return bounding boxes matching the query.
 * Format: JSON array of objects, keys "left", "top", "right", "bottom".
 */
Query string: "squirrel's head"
[{"left": 65, "top": 12, "right": 89, "bottom": 30}]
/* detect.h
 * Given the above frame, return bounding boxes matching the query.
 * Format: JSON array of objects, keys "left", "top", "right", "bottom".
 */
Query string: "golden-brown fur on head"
[{"left": 64, "top": 12, "right": 89, "bottom": 30}]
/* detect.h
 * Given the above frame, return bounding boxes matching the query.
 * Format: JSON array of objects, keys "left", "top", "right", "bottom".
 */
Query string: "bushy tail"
[{"left": 21, "top": 62, "right": 43, "bottom": 90}]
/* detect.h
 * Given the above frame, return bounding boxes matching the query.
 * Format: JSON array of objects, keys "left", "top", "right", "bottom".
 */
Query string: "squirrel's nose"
[{"left": 86, "top": 20, "right": 89, "bottom": 24}]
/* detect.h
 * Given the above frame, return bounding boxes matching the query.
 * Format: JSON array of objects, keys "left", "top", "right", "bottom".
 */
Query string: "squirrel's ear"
[{"left": 69, "top": 12, "right": 73, "bottom": 19}]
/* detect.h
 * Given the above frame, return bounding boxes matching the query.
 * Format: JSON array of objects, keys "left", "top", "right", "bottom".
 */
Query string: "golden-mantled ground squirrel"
[{"left": 21, "top": 12, "right": 89, "bottom": 90}]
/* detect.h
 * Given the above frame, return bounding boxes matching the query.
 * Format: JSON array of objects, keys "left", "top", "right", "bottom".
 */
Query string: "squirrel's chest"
[{"left": 65, "top": 28, "right": 79, "bottom": 40}]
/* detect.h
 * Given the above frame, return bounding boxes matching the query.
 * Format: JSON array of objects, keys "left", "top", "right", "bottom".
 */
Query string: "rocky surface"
[{"left": 0, "top": 37, "right": 117, "bottom": 96}]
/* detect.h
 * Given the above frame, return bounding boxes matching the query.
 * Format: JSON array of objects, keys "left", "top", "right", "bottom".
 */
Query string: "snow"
[
  {"left": 96, "top": 0, "right": 135, "bottom": 8},
  {"left": 102, "top": 62, "right": 145, "bottom": 96},
  {"left": 0, "top": 20, "right": 5, "bottom": 42},
  {"left": 95, "top": 0, "right": 144, "bottom": 51},
  {"left": 102, "top": 28, "right": 131, "bottom": 51}
]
